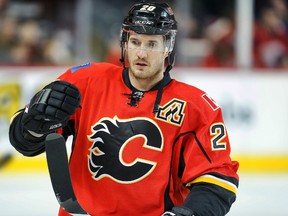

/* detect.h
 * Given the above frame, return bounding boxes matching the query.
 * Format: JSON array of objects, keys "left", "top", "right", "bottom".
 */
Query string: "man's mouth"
[
  {"left": 136, "top": 62, "right": 147, "bottom": 66},
  {"left": 135, "top": 62, "right": 148, "bottom": 68}
]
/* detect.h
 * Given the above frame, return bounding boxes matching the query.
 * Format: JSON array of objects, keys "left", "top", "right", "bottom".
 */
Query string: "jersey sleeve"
[
  {"left": 179, "top": 92, "right": 239, "bottom": 215},
  {"left": 181, "top": 92, "right": 239, "bottom": 181}
]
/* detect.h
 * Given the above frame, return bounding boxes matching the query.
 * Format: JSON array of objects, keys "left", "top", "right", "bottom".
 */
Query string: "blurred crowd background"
[
  {"left": 1, "top": 1, "right": 288, "bottom": 215},
  {"left": 0, "top": 0, "right": 287, "bottom": 69}
]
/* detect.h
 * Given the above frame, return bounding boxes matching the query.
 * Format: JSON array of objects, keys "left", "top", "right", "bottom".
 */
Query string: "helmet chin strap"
[
  {"left": 120, "top": 45, "right": 126, "bottom": 69},
  {"left": 153, "top": 51, "right": 175, "bottom": 113}
]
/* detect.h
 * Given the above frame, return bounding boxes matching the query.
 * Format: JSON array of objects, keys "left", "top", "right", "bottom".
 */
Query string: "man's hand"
[{"left": 21, "top": 80, "right": 81, "bottom": 134}]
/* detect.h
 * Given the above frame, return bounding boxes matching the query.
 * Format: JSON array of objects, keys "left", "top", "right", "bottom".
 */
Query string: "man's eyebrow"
[
  {"left": 129, "top": 36, "right": 138, "bottom": 40},
  {"left": 129, "top": 36, "right": 161, "bottom": 45},
  {"left": 147, "top": 39, "right": 160, "bottom": 44}
]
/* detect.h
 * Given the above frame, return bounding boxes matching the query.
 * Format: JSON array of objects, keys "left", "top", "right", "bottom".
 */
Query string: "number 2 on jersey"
[{"left": 210, "top": 123, "right": 227, "bottom": 151}]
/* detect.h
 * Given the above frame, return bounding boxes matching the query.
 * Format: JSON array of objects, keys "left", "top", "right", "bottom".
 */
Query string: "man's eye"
[
  {"left": 131, "top": 40, "right": 139, "bottom": 45},
  {"left": 149, "top": 43, "right": 157, "bottom": 48}
]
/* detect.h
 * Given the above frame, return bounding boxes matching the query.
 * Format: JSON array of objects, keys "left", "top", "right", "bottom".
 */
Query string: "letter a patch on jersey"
[
  {"left": 202, "top": 93, "right": 219, "bottom": 111},
  {"left": 155, "top": 99, "right": 186, "bottom": 126}
]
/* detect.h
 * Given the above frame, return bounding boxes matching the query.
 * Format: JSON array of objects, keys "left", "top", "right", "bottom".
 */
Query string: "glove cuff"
[
  {"left": 172, "top": 206, "right": 195, "bottom": 216},
  {"left": 162, "top": 206, "right": 195, "bottom": 216}
]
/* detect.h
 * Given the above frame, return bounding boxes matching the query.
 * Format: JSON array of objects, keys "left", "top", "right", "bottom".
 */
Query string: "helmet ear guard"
[{"left": 164, "top": 30, "right": 177, "bottom": 53}]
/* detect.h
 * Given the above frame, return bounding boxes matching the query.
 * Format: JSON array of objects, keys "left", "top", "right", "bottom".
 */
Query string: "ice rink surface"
[{"left": 0, "top": 172, "right": 288, "bottom": 216}]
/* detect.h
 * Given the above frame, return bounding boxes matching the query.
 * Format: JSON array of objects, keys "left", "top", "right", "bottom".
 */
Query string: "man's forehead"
[{"left": 129, "top": 32, "right": 164, "bottom": 42}]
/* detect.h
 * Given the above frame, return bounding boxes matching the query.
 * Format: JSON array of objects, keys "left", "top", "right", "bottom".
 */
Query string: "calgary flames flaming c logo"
[{"left": 88, "top": 116, "right": 163, "bottom": 184}]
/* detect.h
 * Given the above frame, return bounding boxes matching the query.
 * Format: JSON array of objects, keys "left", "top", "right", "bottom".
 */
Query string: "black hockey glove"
[
  {"left": 21, "top": 80, "right": 81, "bottom": 135},
  {"left": 162, "top": 206, "right": 195, "bottom": 216}
]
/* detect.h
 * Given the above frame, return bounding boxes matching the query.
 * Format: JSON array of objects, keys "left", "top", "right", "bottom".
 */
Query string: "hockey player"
[{"left": 9, "top": 1, "right": 239, "bottom": 216}]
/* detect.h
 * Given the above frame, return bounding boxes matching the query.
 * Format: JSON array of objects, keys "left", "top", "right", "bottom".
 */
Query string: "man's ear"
[{"left": 164, "top": 49, "right": 169, "bottom": 58}]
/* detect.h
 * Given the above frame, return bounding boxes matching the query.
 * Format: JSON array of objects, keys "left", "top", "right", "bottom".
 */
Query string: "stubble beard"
[
  {"left": 129, "top": 59, "right": 164, "bottom": 83},
  {"left": 131, "top": 67, "right": 160, "bottom": 81}
]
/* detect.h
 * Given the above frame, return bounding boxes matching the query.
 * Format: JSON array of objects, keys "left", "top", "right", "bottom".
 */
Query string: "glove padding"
[
  {"left": 162, "top": 206, "right": 195, "bottom": 216},
  {"left": 21, "top": 80, "right": 81, "bottom": 134}
]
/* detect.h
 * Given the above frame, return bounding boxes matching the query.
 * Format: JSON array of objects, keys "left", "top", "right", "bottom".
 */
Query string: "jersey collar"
[{"left": 122, "top": 68, "right": 172, "bottom": 92}]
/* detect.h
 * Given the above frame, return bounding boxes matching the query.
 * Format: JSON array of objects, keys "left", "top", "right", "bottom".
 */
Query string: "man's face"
[{"left": 126, "top": 32, "right": 168, "bottom": 81}]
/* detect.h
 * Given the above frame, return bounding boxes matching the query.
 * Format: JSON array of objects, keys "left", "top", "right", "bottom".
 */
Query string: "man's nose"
[{"left": 136, "top": 47, "right": 148, "bottom": 58}]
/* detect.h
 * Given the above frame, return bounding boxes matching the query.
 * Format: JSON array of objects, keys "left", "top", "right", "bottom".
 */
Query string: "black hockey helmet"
[{"left": 120, "top": 1, "right": 178, "bottom": 67}]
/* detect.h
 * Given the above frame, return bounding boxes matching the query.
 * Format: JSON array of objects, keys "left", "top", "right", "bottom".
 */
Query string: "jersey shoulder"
[
  {"left": 58, "top": 62, "right": 123, "bottom": 81},
  {"left": 169, "top": 79, "right": 220, "bottom": 112},
  {"left": 169, "top": 79, "right": 206, "bottom": 100}
]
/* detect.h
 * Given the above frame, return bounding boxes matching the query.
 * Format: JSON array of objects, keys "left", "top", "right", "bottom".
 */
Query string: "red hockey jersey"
[{"left": 57, "top": 62, "right": 239, "bottom": 215}]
